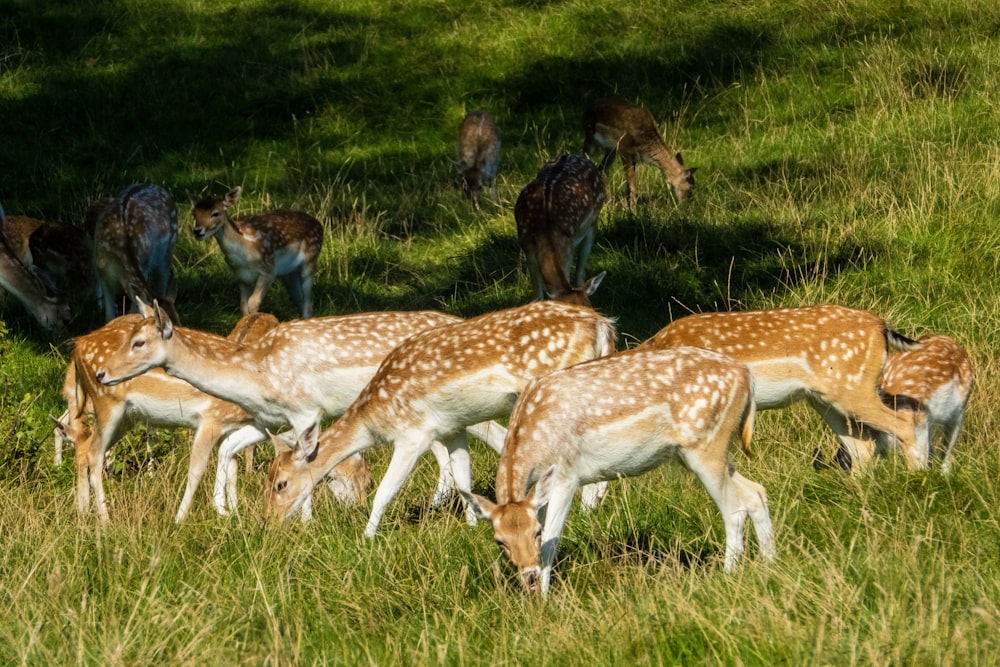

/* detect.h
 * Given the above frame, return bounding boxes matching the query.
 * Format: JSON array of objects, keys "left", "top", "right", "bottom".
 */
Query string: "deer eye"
[
  {"left": 131, "top": 339, "right": 145, "bottom": 351},
  {"left": 534, "top": 527, "right": 543, "bottom": 541}
]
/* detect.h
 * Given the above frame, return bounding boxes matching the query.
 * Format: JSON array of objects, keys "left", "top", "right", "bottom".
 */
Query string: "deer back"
[{"left": 89, "top": 184, "right": 179, "bottom": 322}]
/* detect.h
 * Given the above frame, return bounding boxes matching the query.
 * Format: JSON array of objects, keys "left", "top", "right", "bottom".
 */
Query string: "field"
[{"left": 2, "top": 0, "right": 1000, "bottom": 663}]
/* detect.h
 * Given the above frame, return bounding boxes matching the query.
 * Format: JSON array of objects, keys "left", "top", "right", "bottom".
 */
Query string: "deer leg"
[
  {"left": 464, "top": 420, "right": 507, "bottom": 454},
  {"left": 682, "top": 447, "right": 750, "bottom": 571},
  {"left": 279, "top": 271, "right": 311, "bottom": 319},
  {"left": 622, "top": 155, "right": 638, "bottom": 210},
  {"left": 573, "top": 223, "right": 596, "bottom": 288},
  {"left": 428, "top": 440, "right": 455, "bottom": 510},
  {"left": 940, "top": 410, "right": 965, "bottom": 474},
  {"left": 364, "top": 434, "right": 434, "bottom": 538},
  {"left": 245, "top": 274, "right": 275, "bottom": 315},
  {"left": 811, "top": 403, "right": 877, "bottom": 473},
  {"left": 442, "top": 432, "right": 477, "bottom": 526},
  {"left": 579, "top": 481, "right": 608, "bottom": 511},
  {"left": 175, "top": 422, "right": 220, "bottom": 523},
  {"left": 213, "top": 425, "right": 267, "bottom": 515}
]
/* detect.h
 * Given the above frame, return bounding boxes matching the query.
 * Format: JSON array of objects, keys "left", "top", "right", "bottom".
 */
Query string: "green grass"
[{"left": 3, "top": 0, "right": 1000, "bottom": 663}]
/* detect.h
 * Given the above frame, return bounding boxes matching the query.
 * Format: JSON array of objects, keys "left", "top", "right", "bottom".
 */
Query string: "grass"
[{"left": 2, "top": 0, "right": 1000, "bottom": 663}]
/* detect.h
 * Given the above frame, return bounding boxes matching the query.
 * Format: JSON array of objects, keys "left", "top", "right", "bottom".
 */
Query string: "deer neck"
[
  {"left": 309, "top": 405, "right": 375, "bottom": 481},
  {"left": 645, "top": 141, "right": 686, "bottom": 180},
  {"left": 162, "top": 328, "right": 283, "bottom": 425}
]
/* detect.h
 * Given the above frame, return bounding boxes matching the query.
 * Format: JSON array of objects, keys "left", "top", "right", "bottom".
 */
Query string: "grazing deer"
[
  {"left": 874, "top": 334, "right": 974, "bottom": 473},
  {"left": 264, "top": 300, "right": 618, "bottom": 536},
  {"left": 457, "top": 111, "right": 501, "bottom": 208},
  {"left": 639, "top": 305, "right": 921, "bottom": 471},
  {"left": 0, "top": 204, "right": 71, "bottom": 331},
  {"left": 55, "top": 311, "right": 369, "bottom": 523},
  {"left": 86, "top": 184, "right": 180, "bottom": 323},
  {"left": 192, "top": 186, "right": 324, "bottom": 318},
  {"left": 582, "top": 97, "right": 696, "bottom": 208},
  {"left": 92, "top": 303, "right": 509, "bottom": 519},
  {"left": 515, "top": 154, "right": 608, "bottom": 307},
  {"left": 2, "top": 214, "right": 94, "bottom": 296},
  {"left": 463, "top": 347, "right": 776, "bottom": 594}
]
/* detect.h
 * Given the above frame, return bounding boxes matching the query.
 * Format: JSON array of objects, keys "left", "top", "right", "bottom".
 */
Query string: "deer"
[
  {"left": 2, "top": 214, "right": 94, "bottom": 297},
  {"left": 86, "top": 184, "right": 180, "bottom": 323},
  {"left": 871, "top": 334, "right": 974, "bottom": 474},
  {"left": 192, "top": 186, "right": 324, "bottom": 318},
  {"left": 515, "top": 154, "right": 608, "bottom": 307},
  {"left": 264, "top": 300, "right": 618, "bottom": 536},
  {"left": 582, "top": 97, "right": 696, "bottom": 209},
  {"left": 91, "top": 303, "right": 510, "bottom": 519},
  {"left": 457, "top": 111, "right": 501, "bottom": 208},
  {"left": 0, "top": 203, "right": 72, "bottom": 331},
  {"left": 463, "top": 346, "right": 777, "bottom": 595},
  {"left": 54, "top": 311, "right": 370, "bottom": 523},
  {"left": 638, "top": 304, "right": 922, "bottom": 472}
]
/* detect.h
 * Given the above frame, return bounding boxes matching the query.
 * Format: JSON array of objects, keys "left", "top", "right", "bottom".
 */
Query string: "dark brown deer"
[
  {"left": 515, "top": 154, "right": 607, "bottom": 307},
  {"left": 2, "top": 213, "right": 94, "bottom": 303},
  {"left": 193, "top": 186, "right": 324, "bottom": 318},
  {"left": 583, "top": 97, "right": 696, "bottom": 208},
  {"left": 86, "top": 184, "right": 180, "bottom": 323},
  {"left": 457, "top": 111, "right": 501, "bottom": 208},
  {"left": 0, "top": 204, "right": 71, "bottom": 331}
]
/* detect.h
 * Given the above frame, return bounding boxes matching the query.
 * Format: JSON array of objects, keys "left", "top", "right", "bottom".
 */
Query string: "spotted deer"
[
  {"left": 873, "top": 334, "right": 974, "bottom": 473},
  {"left": 463, "top": 347, "right": 776, "bottom": 594},
  {"left": 193, "top": 186, "right": 324, "bottom": 318},
  {"left": 582, "top": 97, "right": 696, "bottom": 208},
  {"left": 86, "top": 184, "right": 180, "bottom": 323},
  {"left": 515, "top": 154, "right": 608, "bottom": 307},
  {"left": 92, "top": 303, "right": 508, "bottom": 519},
  {"left": 264, "top": 300, "right": 618, "bottom": 536},
  {"left": 54, "top": 312, "right": 369, "bottom": 523},
  {"left": 457, "top": 111, "right": 501, "bottom": 208},
  {"left": 0, "top": 204, "right": 71, "bottom": 331},
  {"left": 639, "top": 305, "right": 921, "bottom": 470}
]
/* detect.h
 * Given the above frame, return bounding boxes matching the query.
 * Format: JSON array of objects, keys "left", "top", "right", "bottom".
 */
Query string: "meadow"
[{"left": 2, "top": 0, "right": 1000, "bottom": 663}]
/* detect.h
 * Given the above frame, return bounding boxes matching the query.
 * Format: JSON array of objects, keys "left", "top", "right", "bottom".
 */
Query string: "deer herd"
[{"left": 0, "top": 98, "right": 976, "bottom": 595}]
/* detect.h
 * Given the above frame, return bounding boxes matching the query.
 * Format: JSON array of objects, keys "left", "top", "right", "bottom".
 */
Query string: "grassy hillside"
[{"left": 2, "top": 0, "right": 999, "bottom": 663}]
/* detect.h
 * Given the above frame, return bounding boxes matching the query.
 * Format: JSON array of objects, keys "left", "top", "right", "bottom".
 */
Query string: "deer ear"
[
  {"left": 152, "top": 300, "right": 174, "bottom": 340},
  {"left": 291, "top": 422, "right": 320, "bottom": 464},
  {"left": 460, "top": 491, "right": 497, "bottom": 521},
  {"left": 584, "top": 271, "right": 607, "bottom": 296},
  {"left": 224, "top": 186, "right": 242, "bottom": 208},
  {"left": 527, "top": 465, "right": 558, "bottom": 510},
  {"left": 135, "top": 297, "right": 153, "bottom": 318}
]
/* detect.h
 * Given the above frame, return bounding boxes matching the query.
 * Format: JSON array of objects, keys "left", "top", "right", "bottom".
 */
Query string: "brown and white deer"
[
  {"left": 515, "top": 154, "right": 607, "bottom": 307},
  {"left": 192, "top": 186, "right": 324, "bottom": 318},
  {"left": 92, "top": 303, "right": 509, "bottom": 518},
  {"left": 873, "top": 333, "right": 974, "bottom": 473},
  {"left": 457, "top": 111, "right": 501, "bottom": 209},
  {"left": 639, "top": 304, "right": 921, "bottom": 471},
  {"left": 55, "top": 312, "right": 370, "bottom": 523},
  {"left": 0, "top": 204, "right": 71, "bottom": 331},
  {"left": 264, "top": 300, "right": 618, "bottom": 536},
  {"left": 463, "top": 346, "right": 776, "bottom": 594},
  {"left": 583, "top": 97, "right": 696, "bottom": 208},
  {"left": 86, "top": 184, "right": 180, "bottom": 323}
]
